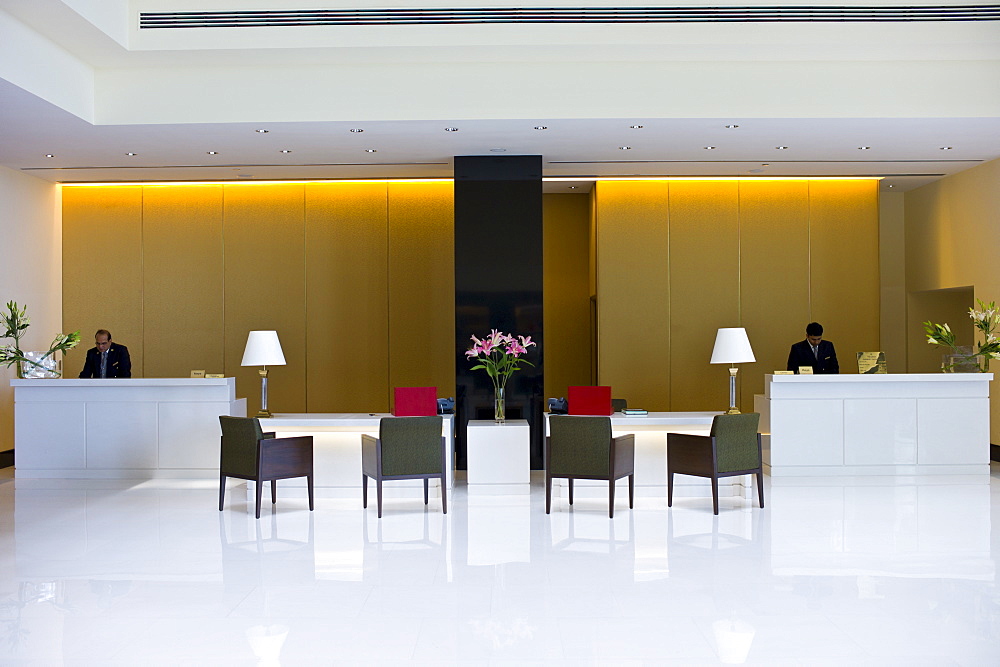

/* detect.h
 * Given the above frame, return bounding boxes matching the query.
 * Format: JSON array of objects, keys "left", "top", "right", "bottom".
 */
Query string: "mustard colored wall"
[
  {"left": 905, "top": 156, "right": 1000, "bottom": 443},
  {"left": 62, "top": 181, "right": 455, "bottom": 416},
  {"left": 62, "top": 186, "right": 144, "bottom": 378},
  {"left": 595, "top": 179, "right": 880, "bottom": 413},
  {"left": 543, "top": 194, "right": 593, "bottom": 399}
]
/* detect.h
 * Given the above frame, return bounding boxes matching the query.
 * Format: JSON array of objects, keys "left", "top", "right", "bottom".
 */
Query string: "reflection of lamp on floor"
[
  {"left": 242, "top": 331, "right": 286, "bottom": 418},
  {"left": 711, "top": 328, "right": 755, "bottom": 415}
]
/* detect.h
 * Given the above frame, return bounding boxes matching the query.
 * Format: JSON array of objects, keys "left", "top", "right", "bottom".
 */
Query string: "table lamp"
[
  {"left": 710, "top": 327, "right": 755, "bottom": 415},
  {"left": 241, "top": 330, "right": 285, "bottom": 418}
]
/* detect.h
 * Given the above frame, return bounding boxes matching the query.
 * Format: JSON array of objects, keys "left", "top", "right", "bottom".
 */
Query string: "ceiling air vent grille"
[{"left": 139, "top": 5, "right": 1000, "bottom": 28}]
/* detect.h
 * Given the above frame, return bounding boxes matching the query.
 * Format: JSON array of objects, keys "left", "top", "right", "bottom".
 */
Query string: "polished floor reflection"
[{"left": 1, "top": 467, "right": 998, "bottom": 665}]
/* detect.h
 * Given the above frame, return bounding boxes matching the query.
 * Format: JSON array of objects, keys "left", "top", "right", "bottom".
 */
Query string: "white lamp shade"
[
  {"left": 710, "top": 327, "right": 756, "bottom": 364},
  {"left": 241, "top": 330, "right": 286, "bottom": 366}
]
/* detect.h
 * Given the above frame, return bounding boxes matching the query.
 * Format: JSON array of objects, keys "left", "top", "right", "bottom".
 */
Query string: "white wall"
[{"left": 0, "top": 166, "right": 60, "bottom": 453}]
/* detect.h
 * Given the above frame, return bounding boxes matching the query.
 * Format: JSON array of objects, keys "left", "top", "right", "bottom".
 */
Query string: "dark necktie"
[{"left": 100, "top": 351, "right": 108, "bottom": 378}]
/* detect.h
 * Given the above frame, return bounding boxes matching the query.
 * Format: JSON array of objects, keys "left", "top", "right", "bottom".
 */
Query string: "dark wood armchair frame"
[
  {"left": 545, "top": 418, "right": 635, "bottom": 518},
  {"left": 667, "top": 424, "right": 764, "bottom": 515},
  {"left": 361, "top": 430, "right": 448, "bottom": 519},
  {"left": 219, "top": 420, "right": 314, "bottom": 519}
]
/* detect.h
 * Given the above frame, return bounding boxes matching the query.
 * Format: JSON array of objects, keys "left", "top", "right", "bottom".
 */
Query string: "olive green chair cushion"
[
  {"left": 548, "top": 415, "right": 613, "bottom": 477},
  {"left": 710, "top": 412, "right": 761, "bottom": 473},
  {"left": 219, "top": 415, "right": 265, "bottom": 477},
  {"left": 379, "top": 416, "right": 444, "bottom": 476}
]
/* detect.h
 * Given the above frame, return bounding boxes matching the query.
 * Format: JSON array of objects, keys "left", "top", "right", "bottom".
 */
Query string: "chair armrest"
[
  {"left": 666, "top": 432, "right": 712, "bottom": 451},
  {"left": 260, "top": 435, "right": 314, "bottom": 473},
  {"left": 612, "top": 433, "right": 635, "bottom": 474},
  {"left": 361, "top": 433, "right": 379, "bottom": 476}
]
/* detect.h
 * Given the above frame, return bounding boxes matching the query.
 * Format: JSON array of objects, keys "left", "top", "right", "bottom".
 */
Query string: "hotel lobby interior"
[{"left": 2, "top": 1, "right": 1000, "bottom": 664}]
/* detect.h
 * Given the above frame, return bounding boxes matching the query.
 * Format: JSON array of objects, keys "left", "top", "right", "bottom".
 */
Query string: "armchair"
[
  {"left": 545, "top": 415, "right": 635, "bottom": 518},
  {"left": 362, "top": 416, "right": 447, "bottom": 518},
  {"left": 667, "top": 412, "right": 763, "bottom": 514},
  {"left": 219, "top": 416, "right": 314, "bottom": 519}
]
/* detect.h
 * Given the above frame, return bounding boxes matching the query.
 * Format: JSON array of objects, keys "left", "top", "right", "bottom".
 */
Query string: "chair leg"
[
  {"left": 271, "top": 480, "right": 277, "bottom": 505},
  {"left": 667, "top": 471, "right": 674, "bottom": 507},
  {"left": 307, "top": 474, "right": 315, "bottom": 511},
  {"left": 711, "top": 477, "right": 719, "bottom": 515},
  {"left": 376, "top": 478, "right": 383, "bottom": 519},
  {"left": 440, "top": 474, "right": 447, "bottom": 514},
  {"left": 219, "top": 474, "right": 226, "bottom": 511},
  {"left": 545, "top": 474, "right": 552, "bottom": 514},
  {"left": 255, "top": 481, "right": 263, "bottom": 519},
  {"left": 609, "top": 479, "right": 615, "bottom": 519},
  {"left": 756, "top": 471, "right": 764, "bottom": 508},
  {"left": 362, "top": 474, "right": 368, "bottom": 508},
  {"left": 628, "top": 474, "right": 634, "bottom": 509},
  {"left": 569, "top": 479, "right": 574, "bottom": 505},
  {"left": 423, "top": 478, "right": 429, "bottom": 505}
]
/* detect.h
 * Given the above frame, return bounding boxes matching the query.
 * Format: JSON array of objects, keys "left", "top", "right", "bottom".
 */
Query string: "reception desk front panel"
[
  {"left": 756, "top": 374, "right": 992, "bottom": 477},
  {"left": 13, "top": 378, "right": 246, "bottom": 478}
]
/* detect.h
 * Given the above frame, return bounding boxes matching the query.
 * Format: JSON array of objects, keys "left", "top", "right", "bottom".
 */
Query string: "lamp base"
[
  {"left": 254, "top": 409, "right": 273, "bottom": 418},
  {"left": 725, "top": 406, "right": 743, "bottom": 415}
]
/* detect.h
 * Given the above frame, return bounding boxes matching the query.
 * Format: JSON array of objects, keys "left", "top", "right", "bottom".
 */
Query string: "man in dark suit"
[
  {"left": 787, "top": 322, "right": 839, "bottom": 374},
  {"left": 79, "top": 329, "right": 131, "bottom": 378}
]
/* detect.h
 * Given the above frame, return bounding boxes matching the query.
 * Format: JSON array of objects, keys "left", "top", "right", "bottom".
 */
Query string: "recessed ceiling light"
[
  {"left": 350, "top": 128, "right": 364, "bottom": 133},
  {"left": 775, "top": 146, "right": 788, "bottom": 150},
  {"left": 858, "top": 146, "right": 871, "bottom": 150},
  {"left": 725, "top": 124, "right": 740, "bottom": 129},
  {"left": 207, "top": 151, "right": 218, "bottom": 155},
  {"left": 704, "top": 146, "right": 716, "bottom": 150},
  {"left": 489, "top": 148, "right": 506, "bottom": 152},
  {"left": 761, "top": 163, "right": 770, "bottom": 166},
  {"left": 125, "top": 152, "right": 137, "bottom": 156},
  {"left": 445, "top": 127, "right": 459, "bottom": 132},
  {"left": 629, "top": 125, "right": 644, "bottom": 129},
  {"left": 940, "top": 146, "right": 953, "bottom": 150},
  {"left": 534, "top": 126, "right": 548, "bottom": 130},
  {"left": 255, "top": 129, "right": 269, "bottom": 133},
  {"left": 365, "top": 149, "right": 377, "bottom": 153},
  {"left": 280, "top": 149, "right": 292, "bottom": 154},
  {"left": 888, "top": 184, "right": 894, "bottom": 188},
  {"left": 569, "top": 186, "right": 577, "bottom": 189},
  {"left": 619, "top": 146, "right": 632, "bottom": 150},
  {"left": 44, "top": 154, "right": 54, "bottom": 158}
]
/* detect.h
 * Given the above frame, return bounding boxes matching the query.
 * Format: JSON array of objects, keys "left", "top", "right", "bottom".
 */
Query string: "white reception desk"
[
  {"left": 12, "top": 378, "right": 246, "bottom": 479},
  {"left": 754, "top": 373, "right": 992, "bottom": 477}
]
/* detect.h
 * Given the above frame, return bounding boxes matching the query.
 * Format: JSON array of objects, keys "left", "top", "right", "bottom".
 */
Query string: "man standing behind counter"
[
  {"left": 787, "top": 322, "right": 839, "bottom": 374},
  {"left": 79, "top": 329, "right": 131, "bottom": 378}
]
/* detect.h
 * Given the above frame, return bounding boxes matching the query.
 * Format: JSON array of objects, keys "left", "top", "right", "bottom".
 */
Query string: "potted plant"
[
  {"left": 923, "top": 299, "right": 1000, "bottom": 372},
  {"left": 0, "top": 301, "right": 81, "bottom": 378},
  {"left": 465, "top": 329, "right": 536, "bottom": 423}
]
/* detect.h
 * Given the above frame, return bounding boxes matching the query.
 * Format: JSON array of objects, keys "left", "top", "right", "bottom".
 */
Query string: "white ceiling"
[{"left": 2, "top": 0, "right": 999, "bottom": 192}]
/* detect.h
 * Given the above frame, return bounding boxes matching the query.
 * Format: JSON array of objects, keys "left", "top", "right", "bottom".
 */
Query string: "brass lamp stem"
[
  {"left": 255, "top": 366, "right": 271, "bottom": 418},
  {"left": 726, "top": 365, "right": 742, "bottom": 415}
]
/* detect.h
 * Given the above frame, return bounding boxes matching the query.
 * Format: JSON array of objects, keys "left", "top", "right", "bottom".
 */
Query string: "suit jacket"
[
  {"left": 787, "top": 340, "right": 839, "bottom": 374},
  {"left": 79, "top": 344, "right": 132, "bottom": 378}
]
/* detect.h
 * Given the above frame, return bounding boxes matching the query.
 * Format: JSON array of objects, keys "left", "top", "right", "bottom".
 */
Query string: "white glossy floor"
[{"left": 1, "top": 467, "right": 999, "bottom": 666}]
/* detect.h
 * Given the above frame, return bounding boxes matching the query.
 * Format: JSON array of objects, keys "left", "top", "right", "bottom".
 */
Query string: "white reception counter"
[
  {"left": 12, "top": 378, "right": 246, "bottom": 479},
  {"left": 754, "top": 373, "right": 992, "bottom": 477}
]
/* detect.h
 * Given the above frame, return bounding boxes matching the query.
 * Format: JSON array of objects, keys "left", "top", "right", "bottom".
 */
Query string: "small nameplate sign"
[
  {"left": 190, "top": 370, "right": 206, "bottom": 378},
  {"left": 774, "top": 370, "right": 794, "bottom": 375},
  {"left": 206, "top": 373, "right": 225, "bottom": 378},
  {"left": 798, "top": 366, "right": 814, "bottom": 375}
]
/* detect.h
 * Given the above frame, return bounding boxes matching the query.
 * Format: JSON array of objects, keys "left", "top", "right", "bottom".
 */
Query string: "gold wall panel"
[
  {"left": 668, "top": 181, "right": 740, "bottom": 412},
  {"left": 142, "top": 186, "right": 225, "bottom": 378},
  {"left": 387, "top": 181, "right": 455, "bottom": 408},
  {"left": 62, "top": 186, "right": 144, "bottom": 377},
  {"left": 595, "top": 181, "right": 671, "bottom": 409},
  {"left": 739, "top": 180, "right": 810, "bottom": 410},
  {"left": 809, "top": 180, "right": 880, "bottom": 370},
  {"left": 305, "top": 182, "right": 390, "bottom": 412},
  {"left": 543, "top": 193, "right": 592, "bottom": 398},
  {"left": 222, "top": 184, "right": 307, "bottom": 414}
]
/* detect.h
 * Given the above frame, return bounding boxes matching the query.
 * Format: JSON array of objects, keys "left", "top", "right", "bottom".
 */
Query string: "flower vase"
[
  {"left": 494, "top": 387, "right": 505, "bottom": 424},
  {"left": 19, "top": 352, "right": 60, "bottom": 379}
]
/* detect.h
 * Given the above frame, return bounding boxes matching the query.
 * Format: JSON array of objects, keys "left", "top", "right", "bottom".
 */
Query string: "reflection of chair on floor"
[
  {"left": 548, "top": 508, "right": 635, "bottom": 555},
  {"left": 219, "top": 416, "right": 315, "bottom": 519},
  {"left": 546, "top": 415, "right": 635, "bottom": 518},
  {"left": 667, "top": 412, "right": 764, "bottom": 515},
  {"left": 362, "top": 416, "right": 447, "bottom": 518},
  {"left": 218, "top": 511, "right": 316, "bottom": 586}
]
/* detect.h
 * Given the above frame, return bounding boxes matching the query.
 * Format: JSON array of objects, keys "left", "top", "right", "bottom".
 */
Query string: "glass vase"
[
  {"left": 494, "top": 387, "right": 505, "bottom": 424},
  {"left": 19, "top": 352, "right": 60, "bottom": 379}
]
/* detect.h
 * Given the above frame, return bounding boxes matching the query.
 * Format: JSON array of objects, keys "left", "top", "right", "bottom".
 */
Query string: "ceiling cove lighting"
[{"left": 62, "top": 176, "right": 884, "bottom": 189}]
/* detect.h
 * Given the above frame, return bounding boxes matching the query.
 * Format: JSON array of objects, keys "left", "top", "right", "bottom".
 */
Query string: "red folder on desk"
[
  {"left": 568, "top": 385, "right": 612, "bottom": 416},
  {"left": 393, "top": 387, "right": 437, "bottom": 416}
]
